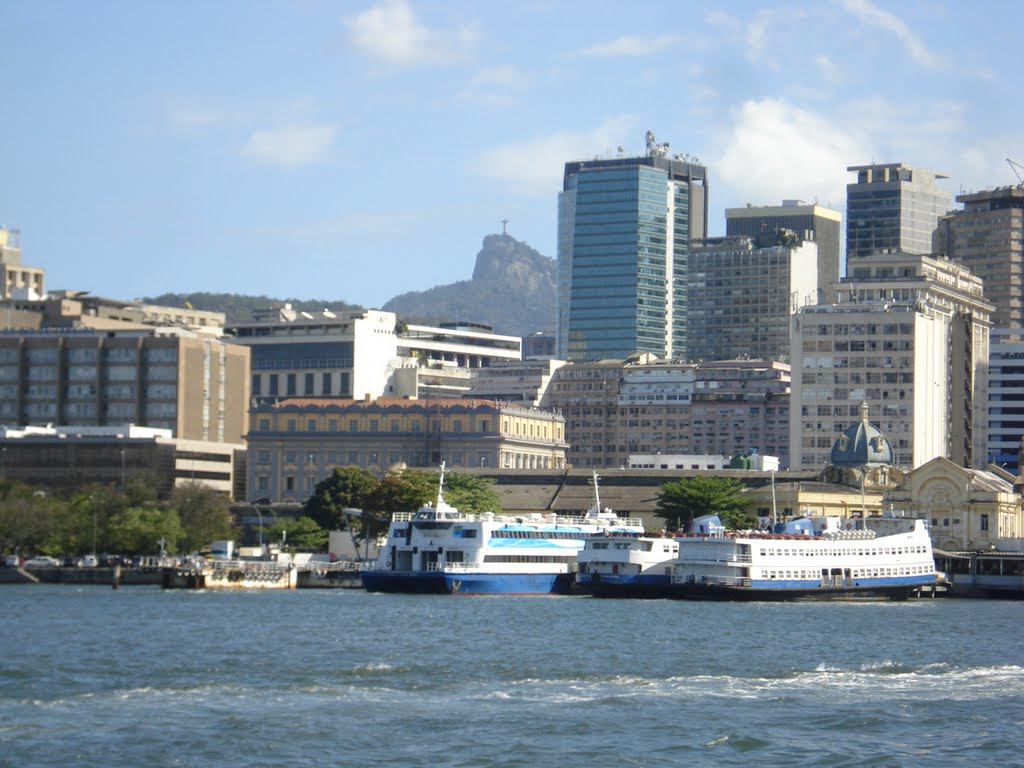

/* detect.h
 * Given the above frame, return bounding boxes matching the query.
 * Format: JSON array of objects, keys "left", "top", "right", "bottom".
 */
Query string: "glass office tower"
[{"left": 557, "top": 139, "right": 707, "bottom": 362}]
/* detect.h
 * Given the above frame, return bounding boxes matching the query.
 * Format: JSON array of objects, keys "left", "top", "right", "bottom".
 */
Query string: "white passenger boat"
[
  {"left": 361, "top": 468, "right": 643, "bottom": 595},
  {"left": 671, "top": 513, "right": 937, "bottom": 601},
  {"left": 575, "top": 532, "right": 678, "bottom": 598}
]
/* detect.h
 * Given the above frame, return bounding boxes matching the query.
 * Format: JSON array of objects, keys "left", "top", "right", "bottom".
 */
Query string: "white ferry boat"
[
  {"left": 671, "top": 513, "right": 937, "bottom": 601},
  {"left": 575, "top": 533, "right": 678, "bottom": 598},
  {"left": 361, "top": 468, "right": 643, "bottom": 595}
]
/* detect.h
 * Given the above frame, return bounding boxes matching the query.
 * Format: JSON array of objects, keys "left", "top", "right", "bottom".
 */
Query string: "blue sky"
[{"left": 1, "top": 0, "right": 1019, "bottom": 309}]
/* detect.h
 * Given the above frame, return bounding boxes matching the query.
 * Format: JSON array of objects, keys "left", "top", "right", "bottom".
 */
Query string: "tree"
[
  {"left": 441, "top": 471, "right": 501, "bottom": 514},
  {"left": 170, "top": 483, "right": 234, "bottom": 552},
  {"left": 265, "top": 516, "right": 328, "bottom": 551},
  {"left": 106, "top": 506, "right": 184, "bottom": 554},
  {"left": 303, "top": 466, "right": 379, "bottom": 531},
  {"left": 654, "top": 476, "right": 753, "bottom": 531},
  {"left": 0, "top": 481, "right": 61, "bottom": 555}
]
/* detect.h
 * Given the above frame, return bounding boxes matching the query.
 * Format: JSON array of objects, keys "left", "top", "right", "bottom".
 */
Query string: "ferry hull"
[
  {"left": 671, "top": 582, "right": 926, "bottom": 602},
  {"left": 360, "top": 570, "right": 448, "bottom": 594},
  {"left": 445, "top": 572, "right": 573, "bottom": 596},
  {"left": 576, "top": 574, "right": 674, "bottom": 599}
]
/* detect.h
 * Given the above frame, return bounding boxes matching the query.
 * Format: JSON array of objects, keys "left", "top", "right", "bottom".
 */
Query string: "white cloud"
[
  {"left": 816, "top": 55, "right": 842, "bottom": 85},
  {"left": 343, "top": 0, "right": 480, "bottom": 66},
  {"left": 712, "top": 99, "right": 867, "bottom": 211},
  {"left": 575, "top": 34, "right": 678, "bottom": 58},
  {"left": 473, "top": 117, "right": 637, "bottom": 196},
  {"left": 840, "top": 0, "right": 943, "bottom": 69},
  {"left": 458, "top": 66, "right": 533, "bottom": 106},
  {"left": 239, "top": 123, "right": 337, "bottom": 168}
]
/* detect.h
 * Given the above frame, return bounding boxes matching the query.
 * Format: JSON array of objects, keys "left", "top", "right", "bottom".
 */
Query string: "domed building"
[{"left": 823, "top": 401, "right": 903, "bottom": 492}]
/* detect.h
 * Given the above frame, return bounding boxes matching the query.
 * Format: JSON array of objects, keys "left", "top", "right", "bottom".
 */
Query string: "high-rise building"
[
  {"left": 687, "top": 236, "right": 819, "bottom": 362},
  {"left": 986, "top": 329, "right": 1024, "bottom": 472},
  {"left": 0, "top": 328, "right": 250, "bottom": 443},
  {"left": 934, "top": 186, "right": 1024, "bottom": 328},
  {"left": 846, "top": 163, "right": 952, "bottom": 260},
  {"left": 725, "top": 200, "right": 841, "bottom": 302},
  {"left": 557, "top": 131, "right": 708, "bottom": 362},
  {"left": 790, "top": 252, "right": 991, "bottom": 471}
]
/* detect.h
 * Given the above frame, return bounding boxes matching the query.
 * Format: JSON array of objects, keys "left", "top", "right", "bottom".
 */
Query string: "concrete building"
[
  {"left": 227, "top": 307, "right": 522, "bottom": 406},
  {"left": 725, "top": 200, "right": 842, "bottom": 303},
  {"left": 846, "top": 163, "right": 952, "bottom": 260},
  {"left": 0, "top": 227, "right": 44, "bottom": 301},
  {"left": 547, "top": 356, "right": 791, "bottom": 469},
  {"left": 0, "top": 328, "right": 250, "bottom": 443},
  {"left": 557, "top": 131, "right": 708, "bottom": 362},
  {"left": 986, "top": 329, "right": 1024, "bottom": 472},
  {"left": 934, "top": 186, "right": 1024, "bottom": 329},
  {"left": 246, "top": 397, "right": 568, "bottom": 503},
  {"left": 790, "top": 252, "right": 991, "bottom": 471},
  {"left": 468, "top": 358, "right": 567, "bottom": 407},
  {"left": 0, "top": 424, "right": 245, "bottom": 498},
  {"left": 687, "top": 235, "right": 818, "bottom": 363}
]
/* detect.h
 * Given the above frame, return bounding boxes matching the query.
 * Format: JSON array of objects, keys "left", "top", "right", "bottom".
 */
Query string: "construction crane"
[{"left": 1008, "top": 158, "right": 1024, "bottom": 188}]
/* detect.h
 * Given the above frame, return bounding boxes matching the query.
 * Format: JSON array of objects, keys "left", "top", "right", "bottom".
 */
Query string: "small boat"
[
  {"left": 671, "top": 513, "right": 937, "bottom": 601},
  {"left": 575, "top": 532, "right": 678, "bottom": 598}
]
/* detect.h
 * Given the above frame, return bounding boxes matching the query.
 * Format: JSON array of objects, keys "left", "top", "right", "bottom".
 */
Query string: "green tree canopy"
[
  {"left": 170, "top": 483, "right": 234, "bottom": 552},
  {"left": 265, "top": 516, "right": 328, "bottom": 551},
  {"left": 654, "top": 476, "right": 754, "bottom": 531},
  {"left": 440, "top": 471, "right": 501, "bottom": 514},
  {"left": 106, "top": 506, "right": 184, "bottom": 555},
  {"left": 304, "top": 466, "right": 379, "bottom": 531}
]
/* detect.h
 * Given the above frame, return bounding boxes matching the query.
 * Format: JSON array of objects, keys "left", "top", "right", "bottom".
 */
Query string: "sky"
[{"left": 1, "top": 0, "right": 1021, "bottom": 310}]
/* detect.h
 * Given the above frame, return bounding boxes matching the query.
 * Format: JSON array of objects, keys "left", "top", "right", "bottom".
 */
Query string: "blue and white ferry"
[
  {"left": 575, "top": 533, "right": 678, "bottom": 598},
  {"left": 361, "top": 468, "right": 643, "bottom": 595},
  {"left": 671, "top": 513, "right": 937, "bottom": 601}
]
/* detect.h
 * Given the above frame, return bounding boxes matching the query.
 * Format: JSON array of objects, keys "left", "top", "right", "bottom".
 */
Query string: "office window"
[
  {"left": 259, "top": 418, "right": 270, "bottom": 431},
  {"left": 287, "top": 374, "right": 296, "bottom": 396},
  {"left": 390, "top": 420, "right": 400, "bottom": 433},
  {"left": 322, "top": 372, "right": 332, "bottom": 395},
  {"left": 252, "top": 375, "right": 261, "bottom": 396},
  {"left": 305, "top": 373, "right": 314, "bottom": 395},
  {"left": 287, "top": 419, "right": 296, "bottom": 432},
  {"left": 307, "top": 419, "right": 316, "bottom": 432},
  {"left": 269, "top": 374, "right": 279, "bottom": 396}
]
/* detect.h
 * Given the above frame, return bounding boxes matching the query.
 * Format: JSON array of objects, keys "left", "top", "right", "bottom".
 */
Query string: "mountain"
[
  {"left": 143, "top": 233, "right": 556, "bottom": 336},
  {"left": 382, "top": 233, "right": 556, "bottom": 337}
]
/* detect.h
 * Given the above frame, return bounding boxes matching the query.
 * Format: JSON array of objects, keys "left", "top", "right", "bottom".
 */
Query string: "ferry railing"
[
  {"left": 701, "top": 575, "right": 751, "bottom": 587},
  {"left": 389, "top": 511, "right": 643, "bottom": 527}
]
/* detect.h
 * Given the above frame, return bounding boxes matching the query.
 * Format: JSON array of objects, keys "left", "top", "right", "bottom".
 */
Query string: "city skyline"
[{"left": 1, "top": 0, "right": 1020, "bottom": 310}]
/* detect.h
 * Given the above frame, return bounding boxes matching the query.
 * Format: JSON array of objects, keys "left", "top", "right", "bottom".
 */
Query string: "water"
[{"left": 1, "top": 586, "right": 1022, "bottom": 767}]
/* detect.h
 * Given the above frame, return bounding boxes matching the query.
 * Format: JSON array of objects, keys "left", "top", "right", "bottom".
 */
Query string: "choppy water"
[{"left": 1, "top": 586, "right": 1022, "bottom": 767}]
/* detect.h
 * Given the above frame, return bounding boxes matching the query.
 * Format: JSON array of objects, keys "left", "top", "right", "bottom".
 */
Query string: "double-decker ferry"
[{"left": 671, "top": 513, "right": 937, "bottom": 601}]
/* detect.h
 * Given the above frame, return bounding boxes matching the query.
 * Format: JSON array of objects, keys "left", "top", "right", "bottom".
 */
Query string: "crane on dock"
[{"left": 1007, "top": 158, "right": 1024, "bottom": 188}]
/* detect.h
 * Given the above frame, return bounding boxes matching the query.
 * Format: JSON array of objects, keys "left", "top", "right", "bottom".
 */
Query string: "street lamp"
[
  {"left": 120, "top": 449, "right": 126, "bottom": 488},
  {"left": 250, "top": 503, "right": 264, "bottom": 549}
]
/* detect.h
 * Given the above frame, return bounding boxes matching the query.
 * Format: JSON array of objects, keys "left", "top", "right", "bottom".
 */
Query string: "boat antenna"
[
  {"left": 591, "top": 469, "right": 601, "bottom": 511},
  {"left": 437, "top": 461, "right": 447, "bottom": 505}
]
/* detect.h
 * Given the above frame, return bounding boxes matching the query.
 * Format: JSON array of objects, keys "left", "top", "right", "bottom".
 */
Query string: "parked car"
[
  {"left": 24, "top": 556, "right": 61, "bottom": 568},
  {"left": 3, "top": 554, "right": 21, "bottom": 567},
  {"left": 81, "top": 555, "right": 98, "bottom": 568}
]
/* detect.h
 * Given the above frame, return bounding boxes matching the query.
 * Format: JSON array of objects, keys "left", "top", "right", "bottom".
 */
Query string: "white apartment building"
[{"left": 791, "top": 252, "right": 991, "bottom": 470}]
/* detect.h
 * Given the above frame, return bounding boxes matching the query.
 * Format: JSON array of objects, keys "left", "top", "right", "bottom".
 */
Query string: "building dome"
[{"left": 830, "top": 401, "right": 894, "bottom": 467}]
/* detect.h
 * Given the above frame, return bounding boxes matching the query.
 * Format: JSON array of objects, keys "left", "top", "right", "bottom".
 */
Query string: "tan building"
[
  {"left": 547, "top": 355, "right": 791, "bottom": 469},
  {"left": 791, "top": 252, "right": 991, "bottom": 470},
  {"left": 247, "top": 397, "right": 568, "bottom": 503},
  {"left": 0, "top": 328, "right": 249, "bottom": 443},
  {"left": 0, "top": 425, "right": 245, "bottom": 499},
  {"left": 0, "top": 227, "right": 44, "bottom": 301},
  {"left": 885, "top": 457, "right": 1023, "bottom": 551}
]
